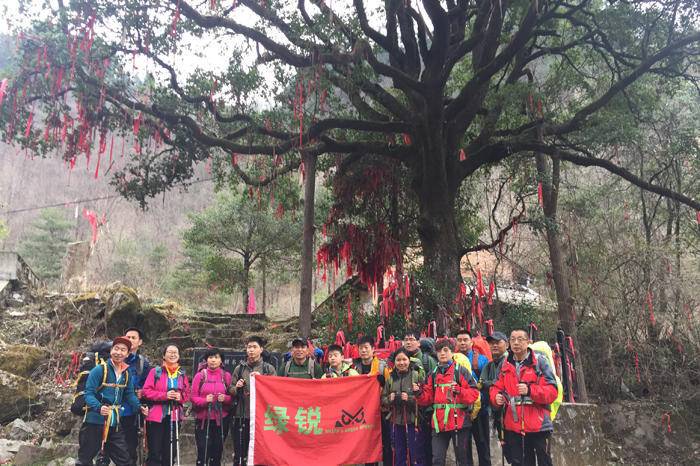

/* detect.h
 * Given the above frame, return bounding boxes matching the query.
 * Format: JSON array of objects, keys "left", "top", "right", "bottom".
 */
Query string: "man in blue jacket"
[
  {"left": 457, "top": 330, "right": 491, "bottom": 466},
  {"left": 77, "top": 336, "right": 148, "bottom": 466},
  {"left": 122, "top": 327, "right": 151, "bottom": 465}
]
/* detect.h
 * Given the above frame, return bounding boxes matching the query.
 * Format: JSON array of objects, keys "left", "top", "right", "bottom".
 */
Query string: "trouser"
[
  {"left": 392, "top": 423, "right": 424, "bottom": 466},
  {"left": 121, "top": 414, "right": 139, "bottom": 466},
  {"left": 431, "top": 428, "right": 470, "bottom": 466},
  {"left": 76, "top": 422, "right": 132, "bottom": 466},
  {"left": 504, "top": 431, "right": 552, "bottom": 466},
  {"left": 420, "top": 416, "right": 433, "bottom": 465},
  {"left": 231, "top": 417, "right": 250, "bottom": 466},
  {"left": 466, "top": 411, "right": 491, "bottom": 466},
  {"left": 195, "top": 415, "right": 230, "bottom": 466},
  {"left": 382, "top": 417, "right": 394, "bottom": 466},
  {"left": 146, "top": 417, "right": 179, "bottom": 466}
]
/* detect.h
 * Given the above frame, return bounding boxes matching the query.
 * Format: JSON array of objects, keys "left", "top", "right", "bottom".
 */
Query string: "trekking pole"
[
  {"left": 175, "top": 401, "right": 181, "bottom": 466},
  {"left": 169, "top": 401, "right": 175, "bottom": 466},
  {"left": 216, "top": 402, "right": 225, "bottom": 459},
  {"left": 204, "top": 402, "right": 212, "bottom": 466},
  {"left": 520, "top": 395, "right": 525, "bottom": 466}
]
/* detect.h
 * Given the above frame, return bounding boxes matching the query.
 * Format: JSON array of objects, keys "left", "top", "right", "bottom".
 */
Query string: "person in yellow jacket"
[{"left": 322, "top": 344, "right": 360, "bottom": 378}]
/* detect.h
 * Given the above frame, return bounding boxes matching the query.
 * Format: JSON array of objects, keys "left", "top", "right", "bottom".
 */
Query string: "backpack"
[
  {"left": 282, "top": 358, "right": 318, "bottom": 378},
  {"left": 70, "top": 342, "right": 128, "bottom": 416},
  {"left": 196, "top": 368, "right": 232, "bottom": 394},
  {"left": 470, "top": 336, "right": 493, "bottom": 376},
  {"left": 430, "top": 362, "right": 481, "bottom": 425},
  {"left": 528, "top": 341, "right": 564, "bottom": 420}
]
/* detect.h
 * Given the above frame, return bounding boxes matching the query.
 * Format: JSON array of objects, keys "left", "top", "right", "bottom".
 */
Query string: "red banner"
[{"left": 249, "top": 375, "right": 382, "bottom": 465}]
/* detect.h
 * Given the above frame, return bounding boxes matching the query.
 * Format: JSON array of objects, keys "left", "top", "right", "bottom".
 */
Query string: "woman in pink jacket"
[
  {"left": 190, "top": 347, "right": 233, "bottom": 466},
  {"left": 142, "top": 344, "right": 190, "bottom": 466}
]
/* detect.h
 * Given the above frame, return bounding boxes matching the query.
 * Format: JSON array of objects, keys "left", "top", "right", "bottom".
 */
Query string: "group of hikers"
[{"left": 75, "top": 326, "right": 558, "bottom": 466}]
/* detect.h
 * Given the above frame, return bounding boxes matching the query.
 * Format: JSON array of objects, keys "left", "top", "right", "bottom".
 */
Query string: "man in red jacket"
[
  {"left": 490, "top": 329, "right": 558, "bottom": 466},
  {"left": 414, "top": 339, "right": 480, "bottom": 466}
]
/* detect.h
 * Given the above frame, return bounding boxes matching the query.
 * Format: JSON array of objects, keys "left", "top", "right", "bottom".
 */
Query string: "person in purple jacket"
[
  {"left": 191, "top": 347, "right": 233, "bottom": 466},
  {"left": 142, "top": 344, "right": 190, "bottom": 466}
]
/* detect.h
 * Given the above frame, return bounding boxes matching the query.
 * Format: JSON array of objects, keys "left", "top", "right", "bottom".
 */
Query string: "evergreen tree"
[{"left": 18, "top": 208, "right": 73, "bottom": 281}]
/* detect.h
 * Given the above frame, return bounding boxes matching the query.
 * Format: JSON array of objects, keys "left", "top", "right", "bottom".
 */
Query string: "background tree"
[
  {"left": 18, "top": 208, "right": 73, "bottom": 282},
  {"left": 181, "top": 182, "right": 302, "bottom": 313}
]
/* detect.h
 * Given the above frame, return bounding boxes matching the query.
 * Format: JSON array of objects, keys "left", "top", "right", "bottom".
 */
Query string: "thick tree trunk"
[
  {"left": 536, "top": 153, "right": 589, "bottom": 402},
  {"left": 298, "top": 151, "right": 317, "bottom": 338},
  {"left": 415, "top": 141, "right": 463, "bottom": 334}
]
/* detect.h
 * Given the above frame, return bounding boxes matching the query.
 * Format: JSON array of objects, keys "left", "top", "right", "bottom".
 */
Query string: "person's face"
[
  {"left": 403, "top": 335, "right": 419, "bottom": 352},
  {"left": 456, "top": 333, "right": 472, "bottom": 353},
  {"left": 163, "top": 345, "right": 180, "bottom": 364},
  {"left": 509, "top": 331, "right": 530, "bottom": 357},
  {"left": 247, "top": 342, "right": 263, "bottom": 361},
  {"left": 292, "top": 344, "right": 307, "bottom": 361},
  {"left": 437, "top": 346, "right": 453, "bottom": 364},
  {"left": 207, "top": 354, "right": 222, "bottom": 369},
  {"left": 111, "top": 343, "right": 129, "bottom": 363},
  {"left": 328, "top": 351, "right": 343, "bottom": 368},
  {"left": 489, "top": 339, "right": 508, "bottom": 358},
  {"left": 394, "top": 353, "right": 410, "bottom": 372},
  {"left": 125, "top": 330, "right": 142, "bottom": 353},
  {"left": 358, "top": 343, "right": 373, "bottom": 361}
]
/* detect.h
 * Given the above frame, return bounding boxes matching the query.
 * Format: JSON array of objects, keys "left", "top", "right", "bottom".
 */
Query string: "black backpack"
[{"left": 69, "top": 341, "right": 116, "bottom": 416}]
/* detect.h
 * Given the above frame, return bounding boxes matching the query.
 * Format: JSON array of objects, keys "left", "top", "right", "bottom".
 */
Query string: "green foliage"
[
  {"left": 179, "top": 183, "right": 302, "bottom": 299},
  {"left": 0, "top": 220, "right": 8, "bottom": 240},
  {"left": 18, "top": 208, "right": 73, "bottom": 282}
]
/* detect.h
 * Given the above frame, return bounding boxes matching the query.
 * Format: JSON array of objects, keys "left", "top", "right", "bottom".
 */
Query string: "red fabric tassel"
[
  {"left": 476, "top": 269, "right": 486, "bottom": 298},
  {"left": 661, "top": 413, "right": 672, "bottom": 433},
  {"left": 231, "top": 153, "right": 238, "bottom": 166},
  {"left": 171, "top": 0, "right": 181, "bottom": 37},
  {"left": 0, "top": 78, "right": 7, "bottom": 108},
  {"left": 537, "top": 182, "right": 544, "bottom": 207},
  {"left": 696, "top": 211, "right": 700, "bottom": 224},
  {"left": 634, "top": 352, "right": 640, "bottom": 382},
  {"left": 487, "top": 281, "right": 495, "bottom": 305},
  {"left": 24, "top": 112, "right": 34, "bottom": 137},
  {"left": 485, "top": 319, "right": 494, "bottom": 336},
  {"left": 459, "top": 148, "right": 466, "bottom": 161},
  {"left": 404, "top": 274, "right": 410, "bottom": 298},
  {"left": 402, "top": 133, "right": 411, "bottom": 145}
]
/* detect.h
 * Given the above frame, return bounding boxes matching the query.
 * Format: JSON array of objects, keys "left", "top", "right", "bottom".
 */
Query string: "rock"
[
  {"left": 0, "top": 369, "right": 38, "bottom": 423},
  {"left": 0, "top": 438, "right": 26, "bottom": 463},
  {"left": 105, "top": 286, "right": 142, "bottom": 336},
  {"left": 140, "top": 304, "right": 171, "bottom": 340},
  {"left": 12, "top": 444, "right": 52, "bottom": 466},
  {"left": 0, "top": 344, "right": 49, "bottom": 378},
  {"left": 50, "top": 409, "right": 80, "bottom": 437},
  {"left": 8, "top": 418, "right": 34, "bottom": 441}
]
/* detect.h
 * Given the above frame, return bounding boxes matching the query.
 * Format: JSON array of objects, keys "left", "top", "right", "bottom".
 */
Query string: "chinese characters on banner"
[{"left": 249, "top": 375, "right": 382, "bottom": 465}]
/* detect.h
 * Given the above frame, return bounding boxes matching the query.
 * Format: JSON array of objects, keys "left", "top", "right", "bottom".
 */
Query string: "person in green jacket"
[
  {"left": 382, "top": 348, "right": 424, "bottom": 466},
  {"left": 322, "top": 344, "right": 359, "bottom": 378},
  {"left": 282, "top": 337, "right": 324, "bottom": 379}
]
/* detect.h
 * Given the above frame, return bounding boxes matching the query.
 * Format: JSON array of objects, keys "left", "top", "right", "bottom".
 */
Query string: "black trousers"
[
  {"left": 121, "top": 415, "right": 140, "bottom": 466},
  {"left": 421, "top": 416, "right": 433, "bottom": 465},
  {"left": 504, "top": 431, "right": 552, "bottom": 466},
  {"left": 195, "top": 416, "right": 230, "bottom": 466},
  {"left": 231, "top": 417, "right": 250, "bottom": 466},
  {"left": 466, "top": 411, "right": 491, "bottom": 466},
  {"left": 432, "top": 428, "right": 470, "bottom": 466},
  {"left": 76, "top": 422, "right": 132, "bottom": 466},
  {"left": 146, "top": 417, "right": 180, "bottom": 466}
]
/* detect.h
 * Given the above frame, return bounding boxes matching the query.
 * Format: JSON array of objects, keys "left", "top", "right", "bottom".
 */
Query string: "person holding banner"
[
  {"left": 282, "top": 337, "right": 324, "bottom": 378},
  {"left": 414, "top": 339, "right": 480, "bottom": 466},
  {"left": 142, "top": 344, "right": 190, "bottom": 466},
  {"left": 190, "top": 347, "right": 233, "bottom": 466},
  {"left": 383, "top": 348, "right": 425, "bottom": 466},
  {"left": 322, "top": 344, "right": 360, "bottom": 378},
  {"left": 229, "top": 336, "right": 277, "bottom": 466},
  {"left": 353, "top": 336, "right": 393, "bottom": 466}
]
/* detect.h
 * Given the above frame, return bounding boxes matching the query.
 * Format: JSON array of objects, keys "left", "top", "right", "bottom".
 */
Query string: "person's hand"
[
  {"left": 136, "top": 389, "right": 143, "bottom": 399},
  {"left": 141, "top": 406, "right": 149, "bottom": 416},
  {"left": 400, "top": 392, "right": 409, "bottom": 402},
  {"left": 217, "top": 393, "right": 226, "bottom": 403},
  {"left": 99, "top": 405, "right": 111, "bottom": 416},
  {"left": 250, "top": 371, "right": 261, "bottom": 377},
  {"left": 412, "top": 383, "right": 420, "bottom": 392},
  {"left": 235, "top": 379, "right": 246, "bottom": 389},
  {"left": 206, "top": 394, "right": 214, "bottom": 403},
  {"left": 451, "top": 384, "right": 461, "bottom": 395},
  {"left": 495, "top": 393, "right": 505, "bottom": 406},
  {"left": 389, "top": 392, "right": 396, "bottom": 401},
  {"left": 167, "top": 390, "right": 180, "bottom": 400},
  {"left": 517, "top": 383, "right": 528, "bottom": 396}
]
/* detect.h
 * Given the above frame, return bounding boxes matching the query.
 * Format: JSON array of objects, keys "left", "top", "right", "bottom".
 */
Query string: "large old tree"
[{"left": 2, "top": 0, "right": 699, "bottom": 367}]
